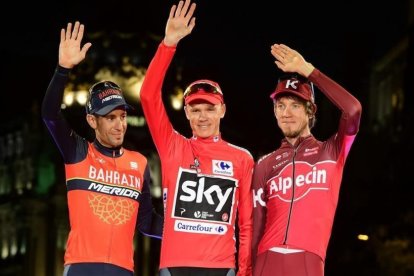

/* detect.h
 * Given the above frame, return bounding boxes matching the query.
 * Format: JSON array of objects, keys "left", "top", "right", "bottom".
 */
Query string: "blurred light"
[
  {"left": 152, "top": 185, "right": 161, "bottom": 198},
  {"left": 20, "top": 237, "right": 26, "bottom": 254},
  {"left": 127, "top": 116, "right": 145, "bottom": 127},
  {"left": 1, "top": 238, "right": 9, "bottom": 259},
  {"left": 63, "top": 91, "right": 74, "bottom": 106},
  {"left": 10, "top": 236, "right": 17, "bottom": 256},
  {"left": 170, "top": 87, "right": 184, "bottom": 110},
  {"left": 76, "top": 90, "right": 88, "bottom": 105},
  {"left": 128, "top": 79, "right": 143, "bottom": 99},
  {"left": 171, "top": 96, "right": 183, "bottom": 110},
  {"left": 357, "top": 234, "right": 369, "bottom": 241}
]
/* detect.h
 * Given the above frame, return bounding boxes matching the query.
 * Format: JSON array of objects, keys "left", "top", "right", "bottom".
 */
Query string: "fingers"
[
  {"left": 271, "top": 44, "right": 293, "bottom": 72},
  {"left": 65, "top": 22, "right": 72, "bottom": 41},
  {"left": 181, "top": 0, "right": 190, "bottom": 16},
  {"left": 271, "top": 44, "right": 285, "bottom": 61},
  {"left": 279, "top": 44, "right": 293, "bottom": 53},
  {"left": 188, "top": 17, "right": 196, "bottom": 32},
  {"left": 62, "top": 21, "right": 84, "bottom": 42},
  {"left": 175, "top": 0, "right": 184, "bottom": 17},
  {"left": 173, "top": 0, "right": 196, "bottom": 20},
  {"left": 185, "top": 1, "right": 196, "bottom": 21},
  {"left": 60, "top": 21, "right": 87, "bottom": 47},
  {"left": 169, "top": 4, "right": 177, "bottom": 20},
  {"left": 182, "top": 0, "right": 196, "bottom": 20},
  {"left": 71, "top": 21, "right": 80, "bottom": 41},
  {"left": 77, "top": 23, "right": 85, "bottom": 42},
  {"left": 271, "top": 43, "right": 297, "bottom": 64},
  {"left": 81, "top": 42, "right": 92, "bottom": 56},
  {"left": 60, "top": 28, "right": 65, "bottom": 42}
]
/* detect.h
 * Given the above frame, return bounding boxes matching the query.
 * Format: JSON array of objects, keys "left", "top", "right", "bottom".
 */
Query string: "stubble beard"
[
  {"left": 282, "top": 123, "right": 308, "bottom": 139},
  {"left": 283, "top": 129, "right": 301, "bottom": 139}
]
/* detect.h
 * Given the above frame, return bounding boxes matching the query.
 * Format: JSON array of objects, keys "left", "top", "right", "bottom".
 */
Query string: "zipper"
[
  {"left": 282, "top": 143, "right": 301, "bottom": 244},
  {"left": 107, "top": 149, "right": 117, "bottom": 262}
]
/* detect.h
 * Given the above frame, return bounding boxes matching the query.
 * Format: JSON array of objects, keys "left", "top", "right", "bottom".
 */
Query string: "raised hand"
[
  {"left": 271, "top": 44, "right": 314, "bottom": 77},
  {"left": 164, "top": 0, "right": 196, "bottom": 46},
  {"left": 59, "top": 21, "right": 92, "bottom": 69}
]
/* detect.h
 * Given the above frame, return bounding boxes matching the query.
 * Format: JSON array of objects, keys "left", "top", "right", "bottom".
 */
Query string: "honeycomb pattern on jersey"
[{"left": 88, "top": 194, "right": 135, "bottom": 225}]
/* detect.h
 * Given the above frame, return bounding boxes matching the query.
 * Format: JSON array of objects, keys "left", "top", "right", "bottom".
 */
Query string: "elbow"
[
  {"left": 346, "top": 99, "right": 362, "bottom": 122},
  {"left": 345, "top": 101, "right": 362, "bottom": 135},
  {"left": 139, "top": 85, "right": 151, "bottom": 104}
]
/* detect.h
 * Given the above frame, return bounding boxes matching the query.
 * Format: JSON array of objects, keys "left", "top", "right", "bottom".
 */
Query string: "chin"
[
  {"left": 112, "top": 140, "right": 123, "bottom": 147},
  {"left": 198, "top": 131, "right": 215, "bottom": 138}
]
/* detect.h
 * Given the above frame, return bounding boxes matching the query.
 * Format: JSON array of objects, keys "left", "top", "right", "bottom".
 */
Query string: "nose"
[
  {"left": 198, "top": 110, "right": 208, "bottom": 120},
  {"left": 113, "top": 117, "right": 125, "bottom": 130},
  {"left": 281, "top": 106, "right": 292, "bottom": 117}
]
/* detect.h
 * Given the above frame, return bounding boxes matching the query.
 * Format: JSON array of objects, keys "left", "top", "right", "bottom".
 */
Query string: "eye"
[
  {"left": 292, "top": 103, "right": 302, "bottom": 109},
  {"left": 276, "top": 104, "right": 285, "bottom": 111},
  {"left": 105, "top": 115, "right": 116, "bottom": 121}
]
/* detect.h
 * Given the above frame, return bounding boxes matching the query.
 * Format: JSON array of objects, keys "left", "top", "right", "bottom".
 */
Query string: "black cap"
[{"left": 86, "top": 80, "right": 134, "bottom": 115}]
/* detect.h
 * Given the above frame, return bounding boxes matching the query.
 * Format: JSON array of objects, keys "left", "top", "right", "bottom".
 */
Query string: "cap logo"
[
  {"left": 285, "top": 79, "right": 299, "bottom": 90},
  {"left": 99, "top": 89, "right": 121, "bottom": 99}
]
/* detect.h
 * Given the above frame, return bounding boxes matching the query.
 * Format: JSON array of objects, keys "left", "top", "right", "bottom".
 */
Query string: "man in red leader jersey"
[
  {"left": 139, "top": 0, "right": 254, "bottom": 275},
  {"left": 251, "top": 44, "right": 362, "bottom": 276}
]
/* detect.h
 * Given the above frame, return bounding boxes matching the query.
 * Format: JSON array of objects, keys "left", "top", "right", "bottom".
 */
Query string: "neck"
[{"left": 285, "top": 130, "right": 311, "bottom": 146}]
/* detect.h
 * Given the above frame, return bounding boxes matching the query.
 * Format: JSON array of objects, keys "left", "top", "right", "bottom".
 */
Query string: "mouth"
[{"left": 112, "top": 133, "right": 123, "bottom": 139}]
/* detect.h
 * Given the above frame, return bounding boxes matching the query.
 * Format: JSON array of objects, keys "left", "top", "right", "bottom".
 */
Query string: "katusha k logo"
[{"left": 285, "top": 79, "right": 299, "bottom": 90}]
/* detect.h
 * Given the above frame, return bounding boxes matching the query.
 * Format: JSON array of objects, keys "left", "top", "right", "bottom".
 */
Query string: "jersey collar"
[
  {"left": 191, "top": 134, "right": 222, "bottom": 143},
  {"left": 93, "top": 139, "right": 123, "bottom": 157}
]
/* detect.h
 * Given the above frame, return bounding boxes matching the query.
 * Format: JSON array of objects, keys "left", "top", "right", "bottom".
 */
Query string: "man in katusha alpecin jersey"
[
  {"left": 42, "top": 21, "right": 162, "bottom": 276},
  {"left": 251, "top": 44, "right": 362, "bottom": 276},
  {"left": 139, "top": 0, "right": 254, "bottom": 275}
]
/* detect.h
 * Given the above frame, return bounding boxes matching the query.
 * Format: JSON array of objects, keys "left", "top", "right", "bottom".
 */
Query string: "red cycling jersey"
[
  {"left": 140, "top": 42, "right": 254, "bottom": 275},
  {"left": 252, "top": 69, "right": 362, "bottom": 263}
]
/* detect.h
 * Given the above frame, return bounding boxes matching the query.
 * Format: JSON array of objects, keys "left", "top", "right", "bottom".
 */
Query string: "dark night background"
[{"left": 1, "top": 0, "right": 414, "bottom": 275}]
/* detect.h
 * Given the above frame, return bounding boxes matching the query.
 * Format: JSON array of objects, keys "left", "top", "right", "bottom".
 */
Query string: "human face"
[
  {"left": 274, "top": 96, "right": 310, "bottom": 142},
  {"left": 184, "top": 102, "right": 226, "bottom": 138},
  {"left": 87, "top": 108, "right": 127, "bottom": 148}
]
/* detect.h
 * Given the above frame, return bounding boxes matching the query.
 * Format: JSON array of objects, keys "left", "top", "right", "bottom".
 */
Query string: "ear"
[
  {"left": 220, "top": 104, "right": 226, "bottom": 118},
  {"left": 184, "top": 106, "right": 191, "bottom": 120},
  {"left": 86, "top": 114, "right": 97, "bottom": 129}
]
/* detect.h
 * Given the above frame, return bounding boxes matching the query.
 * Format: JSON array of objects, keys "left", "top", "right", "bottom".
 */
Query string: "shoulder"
[
  {"left": 123, "top": 148, "right": 148, "bottom": 163},
  {"left": 225, "top": 142, "right": 253, "bottom": 160},
  {"left": 256, "top": 150, "right": 276, "bottom": 165}
]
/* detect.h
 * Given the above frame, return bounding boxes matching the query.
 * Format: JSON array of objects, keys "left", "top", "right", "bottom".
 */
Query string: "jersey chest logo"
[
  {"left": 266, "top": 161, "right": 335, "bottom": 202},
  {"left": 212, "top": 160, "right": 234, "bottom": 176},
  {"left": 172, "top": 168, "right": 237, "bottom": 225}
]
